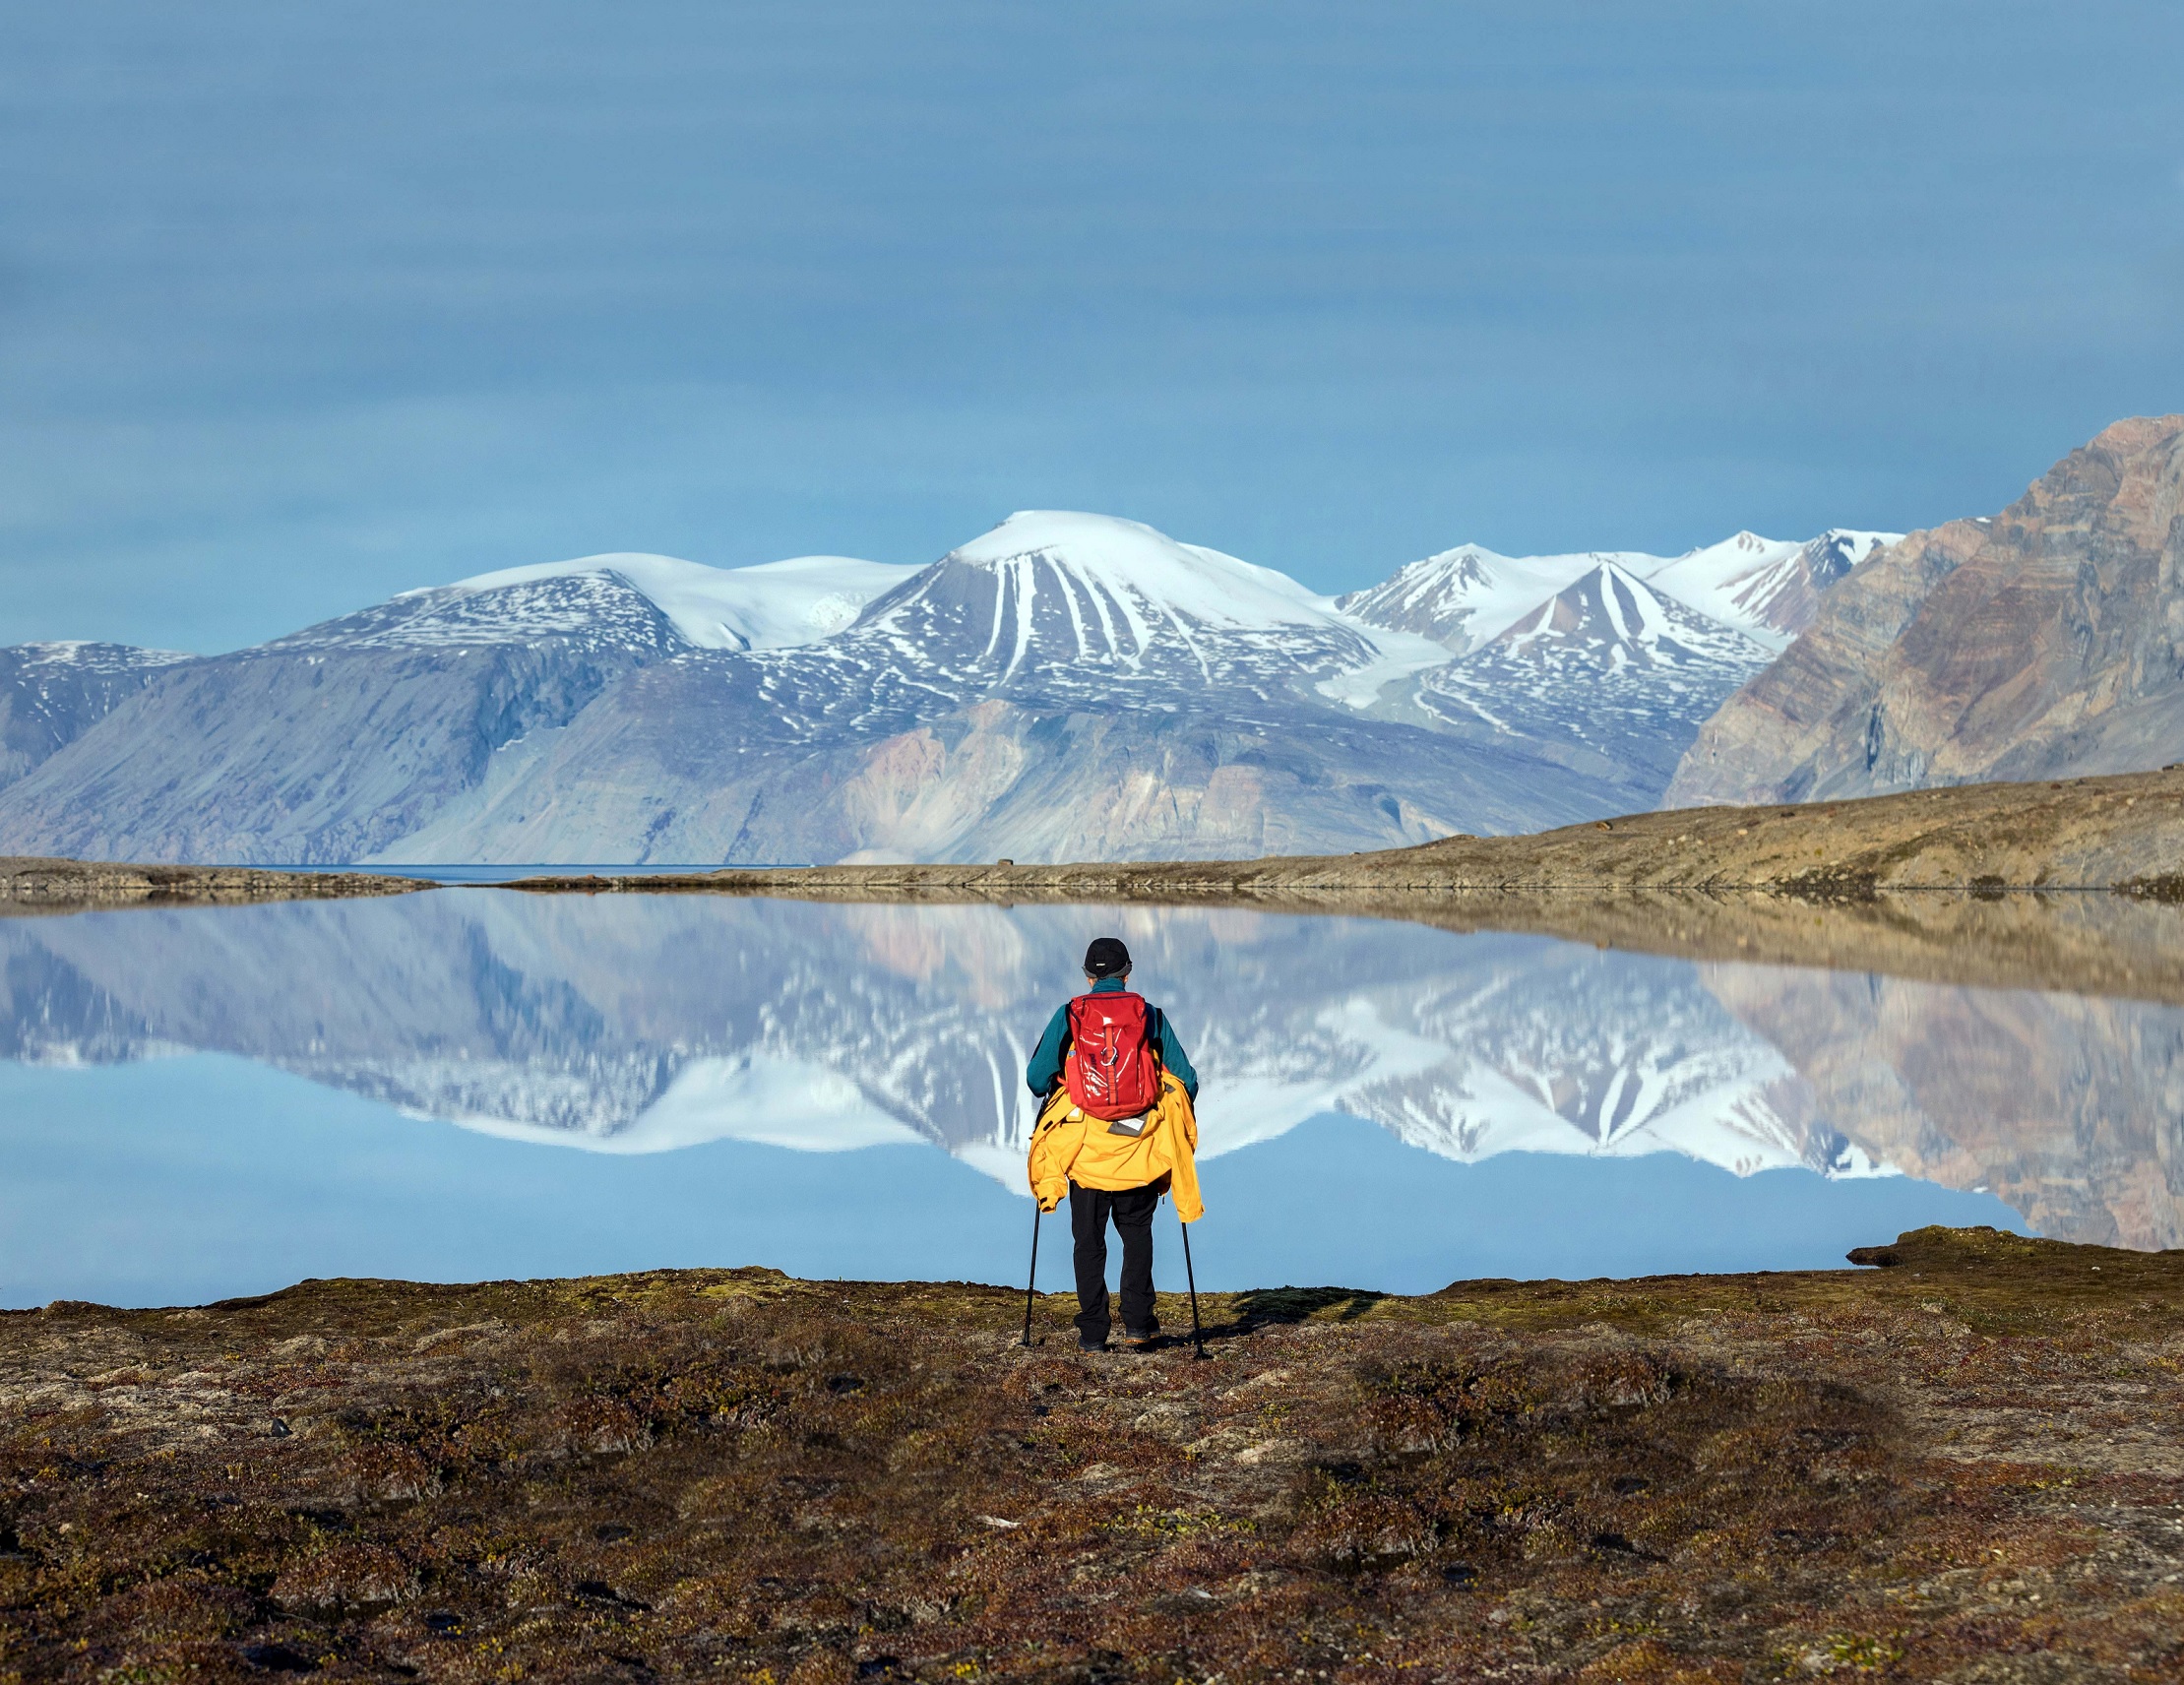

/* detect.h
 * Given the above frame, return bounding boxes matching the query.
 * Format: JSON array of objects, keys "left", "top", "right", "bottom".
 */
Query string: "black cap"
[{"left": 1083, "top": 937, "right": 1131, "bottom": 978}]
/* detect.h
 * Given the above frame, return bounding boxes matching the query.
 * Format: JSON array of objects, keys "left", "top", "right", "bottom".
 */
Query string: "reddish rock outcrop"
[{"left": 1668, "top": 414, "right": 2184, "bottom": 805}]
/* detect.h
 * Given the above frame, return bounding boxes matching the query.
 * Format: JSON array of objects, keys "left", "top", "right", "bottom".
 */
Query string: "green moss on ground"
[{"left": 3, "top": 1227, "right": 2180, "bottom": 1683}]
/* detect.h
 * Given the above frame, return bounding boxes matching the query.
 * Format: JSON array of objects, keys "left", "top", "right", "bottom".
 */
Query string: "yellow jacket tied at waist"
[{"left": 1026, "top": 1069, "right": 1204, "bottom": 1222}]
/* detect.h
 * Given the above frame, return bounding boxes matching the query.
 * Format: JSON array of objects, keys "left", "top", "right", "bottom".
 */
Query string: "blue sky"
[{"left": 3, "top": 1, "right": 2180, "bottom": 652}]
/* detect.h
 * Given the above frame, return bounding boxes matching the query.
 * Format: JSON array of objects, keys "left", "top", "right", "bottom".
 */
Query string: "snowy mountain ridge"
[
  {"left": 267, "top": 570, "right": 696, "bottom": 656},
  {"left": 0, "top": 641, "right": 200, "bottom": 792},
  {"left": 263, "top": 551, "right": 920, "bottom": 655},
  {"left": 450, "top": 551, "right": 919, "bottom": 651},
  {"left": 1416, "top": 564, "right": 1778, "bottom": 789},
  {"left": 1493, "top": 562, "right": 1770, "bottom": 668},
  {"left": 1642, "top": 530, "right": 1900, "bottom": 650},
  {"left": 4, "top": 641, "right": 194, "bottom": 673},
  {"left": 0, "top": 508, "right": 1892, "bottom": 864},
  {"left": 1339, "top": 529, "right": 1903, "bottom": 656},
  {"left": 1335, "top": 542, "right": 1657, "bottom": 655},
  {"left": 828, "top": 510, "right": 1433, "bottom": 707}
]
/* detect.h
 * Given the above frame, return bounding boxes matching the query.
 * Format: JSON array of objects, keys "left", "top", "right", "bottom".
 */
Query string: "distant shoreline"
[
  {"left": 513, "top": 765, "right": 2184, "bottom": 900},
  {"left": 0, "top": 855, "right": 430, "bottom": 914},
  {"left": 9, "top": 770, "right": 2184, "bottom": 1001}
]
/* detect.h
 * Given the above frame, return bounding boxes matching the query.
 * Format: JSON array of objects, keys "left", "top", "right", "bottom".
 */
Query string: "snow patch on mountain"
[
  {"left": 6, "top": 642, "right": 193, "bottom": 673},
  {"left": 1640, "top": 531, "right": 1798, "bottom": 631},
  {"left": 940, "top": 511, "right": 1337, "bottom": 631},
  {"left": 852, "top": 511, "right": 1368, "bottom": 678},
  {"left": 1313, "top": 626, "right": 1467, "bottom": 710},
  {"left": 1338, "top": 543, "right": 1658, "bottom": 655},
  {"left": 1420, "top": 564, "right": 1776, "bottom": 784},
  {"left": 842, "top": 510, "right": 1408, "bottom": 698},
  {"left": 267, "top": 570, "right": 693, "bottom": 656},
  {"left": 1639, "top": 530, "right": 1900, "bottom": 649},
  {"left": 453, "top": 551, "right": 919, "bottom": 651}
]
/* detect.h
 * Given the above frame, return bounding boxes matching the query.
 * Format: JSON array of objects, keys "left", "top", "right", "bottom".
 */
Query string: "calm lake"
[{"left": 4, "top": 890, "right": 2174, "bottom": 1308}]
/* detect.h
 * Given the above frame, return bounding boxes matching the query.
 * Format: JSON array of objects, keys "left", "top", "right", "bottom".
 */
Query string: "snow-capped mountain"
[
  {"left": 364, "top": 514, "right": 1601, "bottom": 865},
  {"left": 4, "top": 891, "right": 2164, "bottom": 1243},
  {"left": 268, "top": 569, "right": 697, "bottom": 656},
  {"left": 1641, "top": 530, "right": 1899, "bottom": 650},
  {"left": 444, "top": 551, "right": 919, "bottom": 651},
  {"left": 0, "top": 509, "right": 1874, "bottom": 865},
  {"left": 1418, "top": 564, "right": 1777, "bottom": 787},
  {"left": 1337, "top": 543, "right": 1656, "bottom": 655},
  {"left": 851, "top": 511, "right": 1387, "bottom": 689},
  {"left": 269, "top": 552, "right": 917, "bottom": 655},
  {"left": 1339, "top": 530, "right": 1899, "bottom": 657}
]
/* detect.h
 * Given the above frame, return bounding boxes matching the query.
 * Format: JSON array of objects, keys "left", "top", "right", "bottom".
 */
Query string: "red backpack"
[{"left": 1063, "top": 991, "right": 1162, "bottom": 1121}]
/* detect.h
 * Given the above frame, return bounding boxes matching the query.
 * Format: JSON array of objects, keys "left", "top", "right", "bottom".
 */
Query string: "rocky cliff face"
[
  {"left": 0, "top": 643, "right": 189, "bottom": 791},
  {"left": 1669, "top": 415, "right": 2184, "bottom": 806},
  {"left": 0, "top": 576, "right": 693, "bottom": 863}
]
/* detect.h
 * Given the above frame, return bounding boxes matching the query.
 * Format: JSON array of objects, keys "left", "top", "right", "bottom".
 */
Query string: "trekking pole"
[
  {"left": 1179, "top": 1215, "right": 1208, "bottom": 1361},
  {"left": 1021, "top": 1204, "right": 1041, "bottom": 1347}
]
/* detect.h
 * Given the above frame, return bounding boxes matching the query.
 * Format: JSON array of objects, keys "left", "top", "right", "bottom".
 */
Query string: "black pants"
[{"left": 1069, "top": 1181, "right": 1160, "bottom": 1342}]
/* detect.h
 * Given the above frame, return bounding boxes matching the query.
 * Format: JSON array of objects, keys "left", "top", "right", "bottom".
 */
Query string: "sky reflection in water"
[{"left": 5, "top": 889, "right": 2161, "bottom": 1307}]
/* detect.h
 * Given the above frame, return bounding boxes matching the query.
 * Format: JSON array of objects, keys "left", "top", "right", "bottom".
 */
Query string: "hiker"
[{"left": 1025, "top": 936, "right": 1203, "bottom": 1351}]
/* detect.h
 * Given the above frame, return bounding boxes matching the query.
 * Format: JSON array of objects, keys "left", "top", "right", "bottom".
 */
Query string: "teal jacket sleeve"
[
  {"left": 1153, "top": 1007, "right": 1199, "bottom": 1102},
  {"left": 1025, "top": 1002, "right": 1072, "bottom": 1096}
]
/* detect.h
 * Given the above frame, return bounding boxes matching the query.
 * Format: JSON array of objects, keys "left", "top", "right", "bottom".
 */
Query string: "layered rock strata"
[{"left": 1671, "top": 414, "right": 2184, "bottom": 805}]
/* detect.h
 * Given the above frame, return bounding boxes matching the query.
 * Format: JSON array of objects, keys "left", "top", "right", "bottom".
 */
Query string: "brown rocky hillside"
[{"left": 1669, "top": 414, "right": 2184, "bottom": 806}]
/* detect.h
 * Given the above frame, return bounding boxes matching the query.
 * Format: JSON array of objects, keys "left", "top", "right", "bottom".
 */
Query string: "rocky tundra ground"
[{"left": 2, "top": 1227, "right": 2180, "bottom": 1683}]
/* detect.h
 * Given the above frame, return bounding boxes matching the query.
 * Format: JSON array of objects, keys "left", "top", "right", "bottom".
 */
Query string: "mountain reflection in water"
[{"left": 1, "top": 892, "right": 2175, "bottom": 1267}]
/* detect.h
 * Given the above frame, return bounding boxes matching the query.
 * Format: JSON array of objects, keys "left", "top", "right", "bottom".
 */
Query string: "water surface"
[{"left": 5, "top": 891, "right": 2169, "bottom": 1306}]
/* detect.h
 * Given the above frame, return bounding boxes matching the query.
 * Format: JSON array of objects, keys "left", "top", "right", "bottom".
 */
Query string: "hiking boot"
[
  {"left": 1078, "top": 1334, "right": 1108, "bottom": 1353},
  {"left": 1115, "top": 1328, "right": 1157, "bottom": 1350}
]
